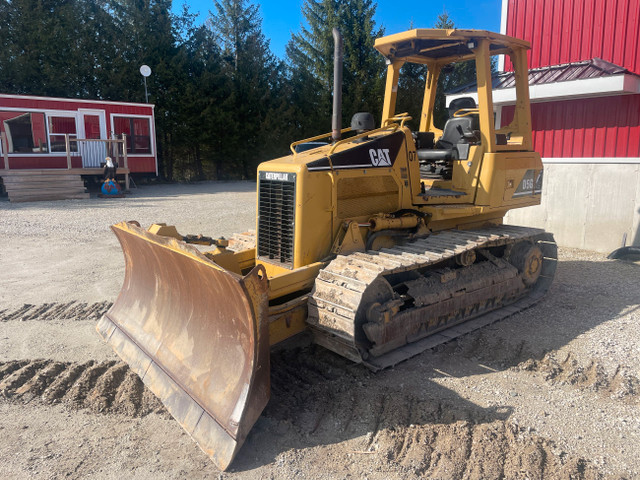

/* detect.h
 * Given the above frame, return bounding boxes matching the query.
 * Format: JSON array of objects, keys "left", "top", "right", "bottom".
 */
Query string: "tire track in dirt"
[
  {"left": 0, "top": 359, "right": 166, "bottom": 417},
  {"left": 0, "top": 301, "right": 112, "bottom": 322},
  {"left": 439, "top": 330, "right": 640, "bottom": 404},
  {"left": 263, "top": 344, "right": 622, "bottom": 480},
  {"left": 517, "top": 351, "right": 640, "bottom": 402},
  {"left": 0, "top": 347, "right": 626, "bottom": 478}
]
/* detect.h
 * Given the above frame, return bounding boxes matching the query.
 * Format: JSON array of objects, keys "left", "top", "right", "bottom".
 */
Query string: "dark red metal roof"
[{"left": 448, "top": 58, "right": 637, "bottom": 95}]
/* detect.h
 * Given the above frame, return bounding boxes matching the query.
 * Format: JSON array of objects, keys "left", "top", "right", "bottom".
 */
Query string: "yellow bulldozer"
[{"left": 97, "top": 28, "right": 556, "bottom": 470}]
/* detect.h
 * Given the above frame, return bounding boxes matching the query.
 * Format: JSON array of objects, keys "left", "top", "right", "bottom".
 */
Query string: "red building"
[
  {"left": 449, "top": 0, "right": 640, "bottom": 252},
  {"left": 0, "top": 94, "right": 157, "bottom": 174},
  {"left": 500, "top": 0, "right": 640, "bottom": 161}
]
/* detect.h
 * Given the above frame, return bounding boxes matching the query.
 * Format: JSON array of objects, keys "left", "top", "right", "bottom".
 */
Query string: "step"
[
  {"left": 9, "top": 193, "right": 90, "bottom": 203},
  {"left": 1, "top": 175, "right": 83, "bottom": 183},
  {"left": 4, "top": 182, "right": 86, "bottom": 191},
  {"left": 7, "top": 189, "right": 88, "bottom": 198}
]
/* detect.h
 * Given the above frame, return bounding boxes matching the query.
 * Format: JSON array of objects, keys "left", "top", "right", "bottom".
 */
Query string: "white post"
[
  {"left": 65, "top": 134, "right": 72, "bottom": 169},
  {"left": 1, "top": 132, "right": 8, "bottom": 170},
  {"left": 122, "top": 135, "right": 129, "bottom": 191}
]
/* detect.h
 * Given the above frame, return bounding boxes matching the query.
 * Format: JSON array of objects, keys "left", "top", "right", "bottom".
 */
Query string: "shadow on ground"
[{"left": 230, "top": 258, "right": 637, "bottom": 478}]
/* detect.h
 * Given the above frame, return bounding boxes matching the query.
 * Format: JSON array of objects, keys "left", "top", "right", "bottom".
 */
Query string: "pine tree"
[
  {"left": 432, "top": 10, "right": 477, "bottom": 128},
  {"left": 208, "top": 0, "right": 281, "bottom": 178},
  {"left": 286, "top": 0, "right": 385, "bottom": 136}
]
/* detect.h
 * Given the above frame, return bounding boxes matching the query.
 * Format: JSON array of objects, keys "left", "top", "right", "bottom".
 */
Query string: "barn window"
[
  {"left": 0, "top": 111, "right": 48, "bottom": 153},
  {"left": 48, "top": 115, "right": 78, "bottom": 152},
  {"left": 113, "top": 116, "right": 152, "bottom": 154}
]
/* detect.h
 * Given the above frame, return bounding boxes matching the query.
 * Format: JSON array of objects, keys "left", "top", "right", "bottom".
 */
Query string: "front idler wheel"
[{"left": 509, "top": 241, "right": 543, "bottom": 286}]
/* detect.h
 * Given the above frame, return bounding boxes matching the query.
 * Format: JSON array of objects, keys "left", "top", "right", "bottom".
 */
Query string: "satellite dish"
[{"left": 140, "top": 65, "right": 152, "bottom": 77}]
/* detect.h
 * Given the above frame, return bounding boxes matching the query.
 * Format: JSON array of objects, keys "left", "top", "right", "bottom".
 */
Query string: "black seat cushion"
[{"left": 417, "top": 149, "right": 454, "bottom": 161}]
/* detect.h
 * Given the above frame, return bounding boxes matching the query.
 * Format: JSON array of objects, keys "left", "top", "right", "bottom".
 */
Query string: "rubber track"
[{"left": 308, "top": 225, "right": 557, "bottom": 370}]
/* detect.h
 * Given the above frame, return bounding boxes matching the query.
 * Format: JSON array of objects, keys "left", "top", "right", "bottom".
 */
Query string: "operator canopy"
[{"left": 374, "top": 29, "right": 530, "bottom": 64}]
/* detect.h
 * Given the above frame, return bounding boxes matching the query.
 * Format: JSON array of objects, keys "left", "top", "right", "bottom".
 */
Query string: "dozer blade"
[{"left": 97, "top": 221, "right": 270, "bottom": 471}]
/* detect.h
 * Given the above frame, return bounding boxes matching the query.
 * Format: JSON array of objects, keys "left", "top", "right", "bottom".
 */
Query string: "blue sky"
[{"left": 176, "top": 1, "right": 503, "bottom": 59}]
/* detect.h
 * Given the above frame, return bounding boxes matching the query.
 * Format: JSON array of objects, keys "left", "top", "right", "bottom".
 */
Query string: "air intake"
[{"left": 257, "top": 171, "right": 296, "bottom": 267}]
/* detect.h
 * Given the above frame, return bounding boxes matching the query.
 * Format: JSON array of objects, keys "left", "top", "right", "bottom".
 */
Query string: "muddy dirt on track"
[{"left": 0, "top": 183, "right": 638, "bottom": 479}]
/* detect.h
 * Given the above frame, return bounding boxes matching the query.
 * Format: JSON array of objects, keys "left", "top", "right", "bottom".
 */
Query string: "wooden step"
[
  {"left": 7, "top": 188, "right": 88, "bottom": 197},
  {"left": 4, "top": 181, "right": 86, "bottom": 190},
  {"left": 1, "top": 172, "right": 89, "bottom": 202},
  {"left": 1, "top": 174, "right": 83, "bottom": 183},
  {"left": 9, "top": 192, "right": 90, "bottom": 203}
]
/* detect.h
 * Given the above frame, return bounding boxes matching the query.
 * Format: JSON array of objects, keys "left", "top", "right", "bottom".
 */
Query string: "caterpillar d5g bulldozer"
[{"left": 97, "top": 29, "right": 556, "bottom": 470}]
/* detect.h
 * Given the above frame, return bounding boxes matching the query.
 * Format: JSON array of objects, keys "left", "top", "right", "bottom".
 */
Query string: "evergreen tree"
[
  {"left": 207, "top": 0, "right": 281, "bottom": 178},
  {"left": 0, "top": 0, "right": 96, "bottom": 96},
  {"left": 394, "top": 21, "right": 427, "bottom": 130},
  {"left": 432, "top": 10, "right": 477, "bottom": 128},
  {"left": 286, "top": 0, "right": 385, "bottom": 136}
]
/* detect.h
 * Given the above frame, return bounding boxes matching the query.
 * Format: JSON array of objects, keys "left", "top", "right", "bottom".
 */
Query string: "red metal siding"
[
  {"left": 0, "top": 95, "right": 157, "bottom": 173},
  {"left": 128, "top": 156, "right": 156, "bottom": 173},
  {"left": 505, "top": 0, "right": 640, "bottom": 74},
  {"left": 0, "top": 96, "right": 154, "bottom": 116},
  {"left": 501, "top": 95, "right": 640, "bottom": 157}
]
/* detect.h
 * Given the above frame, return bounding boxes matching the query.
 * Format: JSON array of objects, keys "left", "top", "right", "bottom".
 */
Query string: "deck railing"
[
  {"left": 69, "top": 135, "right": 128, "bottom": 170},
  {"left": 1, "top": 132, "right": 130, "bottom": 190},
  {"left": 1, "top": 132, "right": 128, "bottom": 171}
]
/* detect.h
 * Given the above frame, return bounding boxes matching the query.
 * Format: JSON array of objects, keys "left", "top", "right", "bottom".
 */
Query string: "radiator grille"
[{"left": 257, "top": 172, "right": 296, "bottom": 267}]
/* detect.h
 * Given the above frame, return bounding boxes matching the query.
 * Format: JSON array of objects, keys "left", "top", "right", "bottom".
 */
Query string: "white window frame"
[
  {"left": 0, "top": 106, "right": 80, "bottom": 157},
  {"left": 47, "top": 112, "right": 80, "bottom": 153},
  {"left": 110, "top": 113, "right": 156, "bottom": 157},
  {"left": 78, "top": 109, "right": 107, "bottom": 140}
]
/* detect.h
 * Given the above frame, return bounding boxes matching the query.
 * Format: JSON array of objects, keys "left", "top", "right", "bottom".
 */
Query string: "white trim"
[
  {"left": 78, "top": 109, "right": 108, "bottom": 140},
  {"left": 0, "top": 107, "right": 83, "bottom": 155},
  {"left": 542, "top": 157, "right": 640, "bottom": 165},
  {"left": 446, "top": 74, "right": 640, "bottom": 106},
  {"left": 495, "top": 105, "right": 503, "bottom": 129},
  {"left": 151, "top": 113, "right": 158, "bottom": 176},
  {"left": 1, "top": 106, "right": 79, "bottom": 116},
  {"left": 109, "top": 113, "right": 155, "bottom": 157},
  {"left": 0, "top": 93, "right": 154, "bottom": 109},
  {"left": 47, "top": 112, "right": 79, "bottom": 153},
  {"left": 498, "top": 0, "right": 509, "bottom": 72}
]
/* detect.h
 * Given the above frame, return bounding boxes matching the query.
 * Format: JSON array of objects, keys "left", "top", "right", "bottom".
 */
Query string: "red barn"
[
  {"left": 449, "top": 0, "right": 640, "bottom": 252},
  {"left": 0, "top": 94, "right": 157, "bottom": 201}
]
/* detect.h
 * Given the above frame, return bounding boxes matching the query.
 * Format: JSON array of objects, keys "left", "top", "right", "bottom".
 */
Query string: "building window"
[
  {"left": 114, "top": 116, "right": 152, "bottom": 154},
  {"left": 48, "top": 115, "right": 78, "bottom": 152},
  {"left": 83, "top": 115, "right": 102, "bottom": 139},
  {"left": 0, "top": 111, "right": 48, "bottom": 153}
]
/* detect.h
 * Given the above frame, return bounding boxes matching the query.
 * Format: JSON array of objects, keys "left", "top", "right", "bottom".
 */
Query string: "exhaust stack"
[{"left": 332, "top": 28, "right": 343, "bottom": 142}]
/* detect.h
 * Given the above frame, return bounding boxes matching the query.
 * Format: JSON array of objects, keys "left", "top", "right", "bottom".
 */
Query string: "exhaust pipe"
[{"left": 332, "top": 28, "right": 343, "bottom": 142}]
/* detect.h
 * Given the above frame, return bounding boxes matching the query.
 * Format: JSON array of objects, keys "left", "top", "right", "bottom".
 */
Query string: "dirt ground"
[{"left": 0, "top": 182, "right": 638, "bottom": 479}]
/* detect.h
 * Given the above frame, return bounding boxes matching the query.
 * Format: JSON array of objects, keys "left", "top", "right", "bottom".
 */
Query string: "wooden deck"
[{"left": 1, "top": 168, "right": 130, "bottom": 203}]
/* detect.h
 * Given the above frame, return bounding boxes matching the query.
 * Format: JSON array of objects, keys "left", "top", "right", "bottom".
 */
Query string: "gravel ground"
[{"left": 0, "top": 182, "right": 638, "bottom": 479}]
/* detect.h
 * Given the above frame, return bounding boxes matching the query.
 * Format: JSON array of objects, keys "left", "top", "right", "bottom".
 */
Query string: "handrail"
[
  {"left": 328, "top": 123, "right": 401, "bottom": 155},
  {"left": 69, "top": 138, "right": 124, "bottom": 143},
  {"left": 383, "top": 113, "right": 412, "bottom": 129},
  {"left": 452, "top": 108, "right": 480, "bottom": 118},
  {"left": 69, "top": 135, "right": 127, "bottom": 169},
  {"left": 290, "top": 127, "right": 352, "bottom": 154},
  {"left": 1, "top": 132, "right": 8, "bottom": 170}
]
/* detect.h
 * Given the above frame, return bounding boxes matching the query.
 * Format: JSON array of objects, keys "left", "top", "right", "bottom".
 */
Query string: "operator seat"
[{"left": 417, "top": 97, "right": 478, "bottom": 178}]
